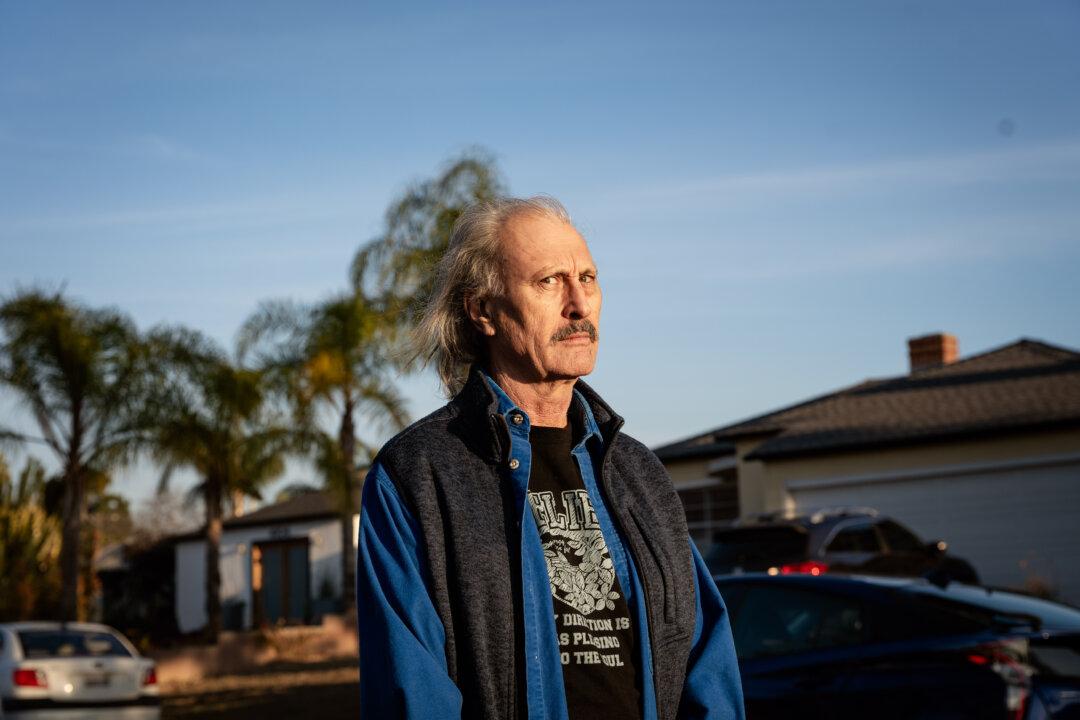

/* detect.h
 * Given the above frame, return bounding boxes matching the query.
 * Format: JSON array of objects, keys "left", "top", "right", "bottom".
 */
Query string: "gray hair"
[{"left": 414, "top": 195, "right": 573, "bottom": 396}]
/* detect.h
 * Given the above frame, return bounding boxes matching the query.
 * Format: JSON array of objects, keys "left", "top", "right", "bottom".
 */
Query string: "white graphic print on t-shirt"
[
  {"left": 528, "top": 489, "right": 620, "bottom": 616},
  {"left": 528, "top": 489, "right": 634, "bottom": 668}
]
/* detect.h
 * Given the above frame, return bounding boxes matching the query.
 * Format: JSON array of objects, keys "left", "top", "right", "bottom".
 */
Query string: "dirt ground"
[{"left": 161, "top": 658, "right": 360, "bottom": 720}]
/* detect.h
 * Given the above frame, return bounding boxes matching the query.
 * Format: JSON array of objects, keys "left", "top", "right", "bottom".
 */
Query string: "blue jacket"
[{"left": 357, "top": 372, "right": 745, "bottom": 719}]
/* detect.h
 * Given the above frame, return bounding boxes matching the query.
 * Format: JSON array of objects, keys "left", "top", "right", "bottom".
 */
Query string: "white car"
[{"left": 0, "top": 622, "right": 160, "bottom": 719}]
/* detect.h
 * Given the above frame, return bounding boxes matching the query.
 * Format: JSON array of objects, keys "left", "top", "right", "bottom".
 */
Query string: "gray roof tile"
[{"left": 654, "top": 339, "right": 1080, "bottom": 461}]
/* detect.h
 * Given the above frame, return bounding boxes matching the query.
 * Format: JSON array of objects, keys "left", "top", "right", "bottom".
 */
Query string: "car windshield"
[
  {"left": 706, "top": 526, "right": 808, "bottom": 573},
  {"left": 17, "top": 629, "right": 132, "bottom": 659},
  {"left": 907, "top": 584, "right": 1080, "bottom": 632}
]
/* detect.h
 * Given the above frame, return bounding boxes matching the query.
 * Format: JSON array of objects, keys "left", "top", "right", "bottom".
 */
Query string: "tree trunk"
[
  {"left": 340, "top": 509, "right": 356, "bottom": 612},
  {"left": 59, "top": 402, "right": 86, "bottom": 622},
  {"left": 204, "top": 477, "right": 223, "bottom": 643},
  {"left": 338, "top": 404, "right": 357, "bottom": 610},
  {"left": 229, "top": 489, "right": 245, "bottom": 518},
  {"left": 58, "top": 467, "right": 84, "bottom": 621}
]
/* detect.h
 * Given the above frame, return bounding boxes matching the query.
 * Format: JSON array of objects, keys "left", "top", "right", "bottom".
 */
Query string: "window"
[
  {"left": 705, "top": 526, "right": 808, "bottom": 574},
  {"left": 677, "top": 480, "right": 739, "bottom": 549},
  {"left": 826, "top": 523, "right": 882, "bottom": 553},
  {"left": 870, "top": 598, "right": 986, "bottom": 642},
  {"left": 715, "top": 582, "right": 748, "bottom": 623},
  {"left": 731, "top": 586, "right": 866, "bottom": 660},
  {"left": 17, "top": 630, "right": 131, "bottom": 659},
  {"left": 877, "top": 520, "right": 925, "bottom": 553}
]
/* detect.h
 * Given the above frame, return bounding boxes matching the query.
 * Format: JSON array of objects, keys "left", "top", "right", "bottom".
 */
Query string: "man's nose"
[{"left": 564, "top": 279, "right": 591, "bottom": 319}]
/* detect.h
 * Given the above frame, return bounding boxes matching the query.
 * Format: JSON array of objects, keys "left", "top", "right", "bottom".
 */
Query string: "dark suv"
[{"left": 704, "top": 508, "right": 979, "bottom": 584}]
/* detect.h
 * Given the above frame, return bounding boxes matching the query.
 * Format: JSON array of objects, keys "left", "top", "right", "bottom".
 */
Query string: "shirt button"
[
  {"left": 508, "top": 458, "right": 520, "bottom": 470},
  {"left": 511, "top": 413, "right": 524, "bottom": 425}
]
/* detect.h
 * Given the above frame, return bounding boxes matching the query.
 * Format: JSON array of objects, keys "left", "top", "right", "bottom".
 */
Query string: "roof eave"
[{"left": 745, "top": 416, "right": 1080, "bottom": 461}]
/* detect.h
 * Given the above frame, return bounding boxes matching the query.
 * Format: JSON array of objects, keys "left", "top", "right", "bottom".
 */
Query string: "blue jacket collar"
[{"left": 449, "top": 365, "right": 624, "bottom": 464}]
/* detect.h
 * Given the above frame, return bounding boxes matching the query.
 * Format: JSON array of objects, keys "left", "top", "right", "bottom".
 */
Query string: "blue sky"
[{"left": 2, "top": 1, "right": 1079, "bottom": 506}]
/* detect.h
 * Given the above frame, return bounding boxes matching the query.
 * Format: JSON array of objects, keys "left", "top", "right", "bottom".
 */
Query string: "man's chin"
[{"left": 545, "top": 355, "right": 598, "bottom": 381}]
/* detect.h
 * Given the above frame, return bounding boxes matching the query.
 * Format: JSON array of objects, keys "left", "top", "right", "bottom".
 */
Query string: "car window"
[
  {"left": 871, "top": 595, "right": 987, "bottom": 642},
  {"left": 715, "top": 582, "right": 748, "bottom": 624},
  {"left": 877, "top": 520, "right": 925, "bottom": 553},
  {"left": 706, "top": 526, "right": 808, "bottom": 573},
  {"left": 731, "top": 585, "right": 866, "bottom": 660},
  {"left": 826, "top": 523, "right": 881, "bottom": 553},
  {"left": 17, "top": 630, "right": 132, "bottom": 659}
]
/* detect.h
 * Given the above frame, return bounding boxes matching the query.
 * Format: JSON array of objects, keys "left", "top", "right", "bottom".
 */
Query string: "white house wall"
[
  {"left": 175, "top": 540, "right": 206, "bottom": 635},
  {"left": 174, "top": 517, "right": 348, "bottom": 634}
]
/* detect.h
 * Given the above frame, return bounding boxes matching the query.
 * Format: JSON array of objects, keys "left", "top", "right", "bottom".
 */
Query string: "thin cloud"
[
  {"left": 0, "top": 130, "right": 222, "bottom": 168},
  {"left": 603, "top": 139, "right": 1080, "bottom": 211},
  {"left": 608, "top": 211, "right": 1080, "bottom": 283},
  {"left": 0, "top": 193, "right": 365, "bottom": 236},
  {"left": 729, "top": 214, "right": 1079, "bottom": 282},
  {"left": 118, "top": 134, "right": 221, "bottom": 167}
]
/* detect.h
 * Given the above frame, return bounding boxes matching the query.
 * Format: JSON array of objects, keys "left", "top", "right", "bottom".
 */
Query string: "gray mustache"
[{"left": 551, "top": 320, "right": 598, "bottom": 344}]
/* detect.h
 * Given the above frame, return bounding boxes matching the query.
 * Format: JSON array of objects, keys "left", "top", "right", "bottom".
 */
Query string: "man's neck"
[{"left": 488, "top": 368, "right": 576, "bottom": 428}]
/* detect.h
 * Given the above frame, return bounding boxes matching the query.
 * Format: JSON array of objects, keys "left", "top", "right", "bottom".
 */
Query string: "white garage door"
[{"left": 787, "top": 453, "right": 1080, "bottom": 605}]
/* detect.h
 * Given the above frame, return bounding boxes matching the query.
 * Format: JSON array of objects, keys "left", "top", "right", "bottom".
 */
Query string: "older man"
[{"left": 357, "top": 197, "right": 744, "bottom": 720}]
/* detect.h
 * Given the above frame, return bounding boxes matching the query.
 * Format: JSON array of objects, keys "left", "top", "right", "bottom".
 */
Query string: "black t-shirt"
[{"left": 527, "top": 422, "right": 642, "bottom": 720}]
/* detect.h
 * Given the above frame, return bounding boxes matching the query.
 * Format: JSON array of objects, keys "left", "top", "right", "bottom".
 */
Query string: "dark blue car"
[{"left": 713, "top": 573, "right": 1080, "bottom": 719}]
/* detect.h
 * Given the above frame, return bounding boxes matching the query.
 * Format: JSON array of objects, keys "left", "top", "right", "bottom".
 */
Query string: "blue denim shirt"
[{"left": 358, "top": 376, "right": 745, "bottom": 719}]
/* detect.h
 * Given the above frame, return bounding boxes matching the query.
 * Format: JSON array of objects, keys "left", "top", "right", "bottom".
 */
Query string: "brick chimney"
[{"left": 907, "top": 333, "right": 958, "bottom": 373}]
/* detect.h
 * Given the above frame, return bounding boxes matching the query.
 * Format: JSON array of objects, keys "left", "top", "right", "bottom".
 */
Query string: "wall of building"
[
  {"left": 175, "top": 516, "right": 350, "bottom": 634},
  {"left": 733, "top": 428, "right": 1080, "bottom": 516},
  {"left": 665, "top": 457, "right": 714, "bottom": 486},
  {"left": 732, "top": 436, "right": 787, "bottom": 517}
]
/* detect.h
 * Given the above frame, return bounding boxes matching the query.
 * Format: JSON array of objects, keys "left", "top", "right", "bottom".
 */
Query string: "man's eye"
[
  {"left": 540, "top": 276, "right": 559, "bottom": 286},
  {"left": 580, "top": 274, "right": 596, "bottom": 284}
]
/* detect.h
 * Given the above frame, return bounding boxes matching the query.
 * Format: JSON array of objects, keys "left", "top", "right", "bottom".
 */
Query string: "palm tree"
[
  {"left": 238, "top": 292, "right": 408, "bottom": 610},
  {"left": 0, "top": 290, "right": 149, "bottom": 620},
  {"left": 148, "top": 327, "right": 293, "bottom": 642},
  {"left": 350, "top": 149, "right": 504, "bottom": 315}
]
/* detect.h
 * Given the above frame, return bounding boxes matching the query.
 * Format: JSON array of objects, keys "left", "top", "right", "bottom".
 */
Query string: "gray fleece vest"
[{"left": 375, "top": 368, "right": 696, "bottom": 720}]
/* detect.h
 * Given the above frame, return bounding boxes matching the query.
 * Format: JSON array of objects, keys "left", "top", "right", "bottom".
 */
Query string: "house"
[
  {"left": 654, "top": 334, "right": 1080, "bottom": 603},
  {"left": 174, "top": 490, "right": 356, "bottom": 634}
]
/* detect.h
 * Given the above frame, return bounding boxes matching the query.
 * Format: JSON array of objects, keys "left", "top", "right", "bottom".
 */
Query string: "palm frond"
[{"left": 349, "top": 149, "right": 505, "bottom": 301}]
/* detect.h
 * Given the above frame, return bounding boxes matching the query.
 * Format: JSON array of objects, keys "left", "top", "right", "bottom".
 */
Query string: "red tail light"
[
  {"left": 142, "top": 667, "right": 157, "bottom": 686},
  {"left": 967, "top": 643, "right": 1031, "bottom": 720},
  {"left": 13, "top": 668, "right": 48, "bottom": 688},
  {"left": 779, "top": 561, "right": 829, "bottom": 576}
]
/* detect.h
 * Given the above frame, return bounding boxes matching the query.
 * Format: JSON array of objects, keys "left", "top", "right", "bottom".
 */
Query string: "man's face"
[{"left": 476, "top": 211, "right": 601, "bottom": 384}]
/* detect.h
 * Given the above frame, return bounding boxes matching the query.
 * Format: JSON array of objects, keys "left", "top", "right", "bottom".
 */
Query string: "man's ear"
[{"left": 465, "top": 295, "right": 497, "bottom": 337}]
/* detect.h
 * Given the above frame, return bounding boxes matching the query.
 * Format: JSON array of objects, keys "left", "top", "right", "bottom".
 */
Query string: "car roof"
[
  {"left": 732, "top": 507, "right": 881, "bottom": 527},
  {"left": 713, "top": 573, "right": 1080, "bottom": 619},
  {"left": 714, "top": 572, "right": 993, "bottom": 601},
  {"left": 0, "top": 622, "right": 142, "bottom": 659},
  {"left": 716, "top": 512, "right": 893, "bottom": 552},
  {"left": 721, "top": 508, "right": 890, "bottom": 539},
  {"left": 715, "top": 571, "right": 925, "bottom": 588},
  {"left": 712, "top": 574, "right": 1080, "bottom": 630},
  {"left": 0, "top": 621, "right": 119, "bottom": 633}
]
